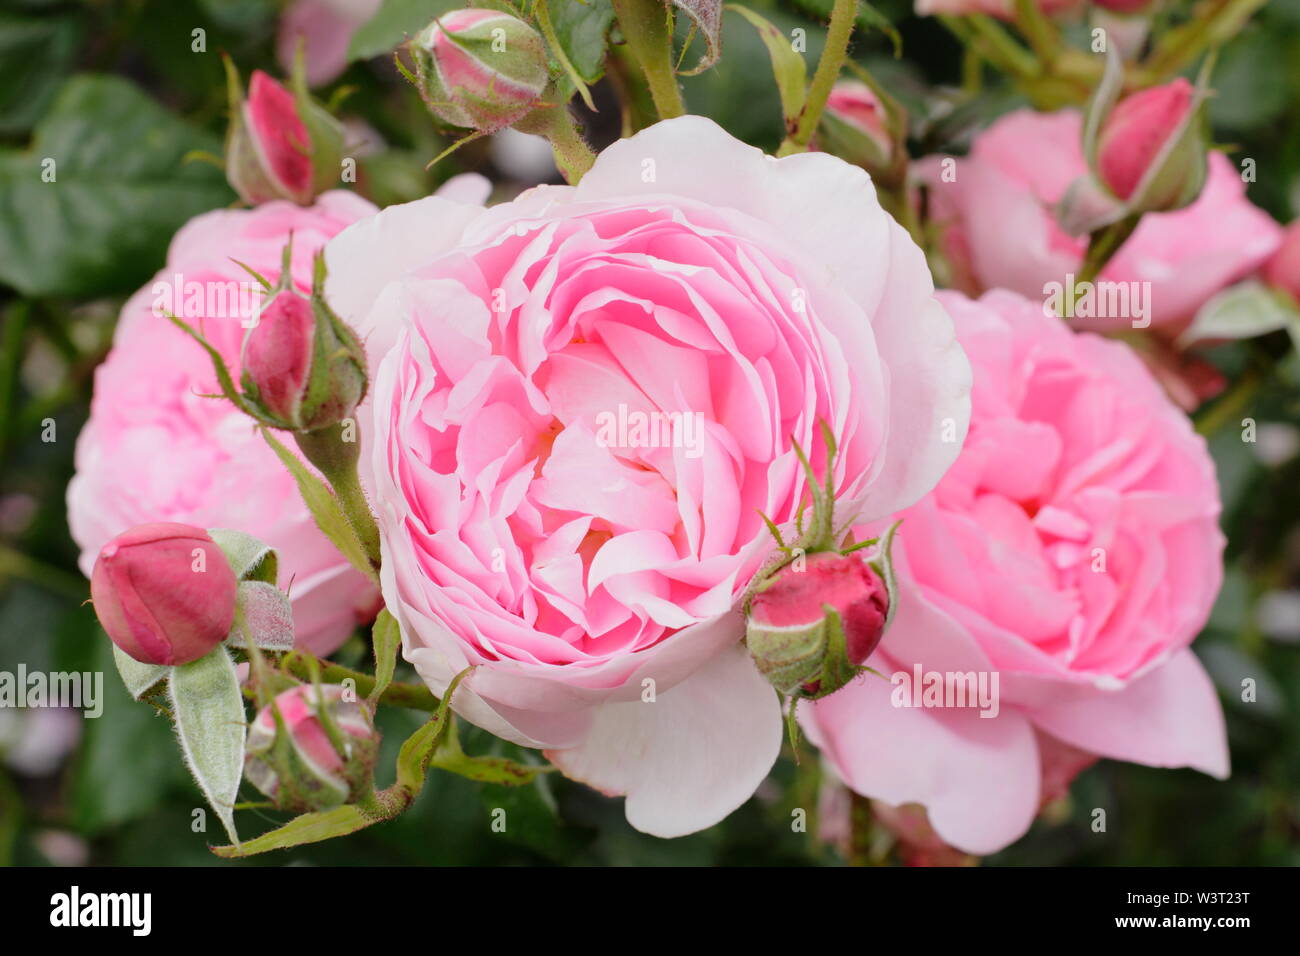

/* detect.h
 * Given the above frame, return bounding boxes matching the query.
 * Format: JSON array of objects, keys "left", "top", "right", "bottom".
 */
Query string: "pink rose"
[
  {"left": 277, "top": 0, "right": 381, "bottom": 88},
  {"left": 923, "top": 109, "right": 1282, "bottom": 329},
  {"left": 324, "top": 117, "right": 971, "bottom": 837},
  {"left": 68, "top": 192, "right": 380, "bottom": 655},
  {"left": 802, "top": 289, "right": 1228, "bottom": 856}
]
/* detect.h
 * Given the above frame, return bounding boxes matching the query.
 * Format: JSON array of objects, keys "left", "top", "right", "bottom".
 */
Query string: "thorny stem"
[{"left": 610, "top": 0, "right": 687, "bottom": 121}]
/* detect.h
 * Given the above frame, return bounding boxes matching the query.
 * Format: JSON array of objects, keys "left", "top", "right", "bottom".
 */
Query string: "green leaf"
[
  {"left": 547, "top": 0, "right": 617, "bottom": 84},
  {"left": 0, "top": 74, "right": 232, "bottom": 298},
  {"left": 725, "top": 5, "right": 807, "bottom": 126},
  {"left": 0, "top": 12, "right": 82, "bottom": 135},
  {"left": 261, "top": 428, "right": 379, "bottom": 585},
  {"left": 369, "top": 609, "right": 402, "bottom": 706},
  {"left": 169, "top": 647, "right": 246, "bottom": 846},
  {"left": 395, "top": 667, "right": 469, "bottom": 793},
  {"left": 347, "top": 0, "right": 460, "bottom": 62},
  {"left": 1179, "top": 280, "right": 1300, "bottom": 346},
  {"left": 112, "top": 644, "right": 168, "bottom": 701},
  {"left": 536, "top": 0, "right": 597, "bottom": 110},
  {"left": 209, "top": 528, "right": 278, "bottom": 584},
  {"left": 210, "top": 804, "right": 374, "bottom": 858}
]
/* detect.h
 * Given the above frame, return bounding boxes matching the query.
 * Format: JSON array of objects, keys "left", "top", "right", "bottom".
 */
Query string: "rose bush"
[
  {"left": 802, "top": 289, "right": 1229, "bottom": 855},
  {"left": 322, "top": 116, "right": 972, "bottom": 836}
]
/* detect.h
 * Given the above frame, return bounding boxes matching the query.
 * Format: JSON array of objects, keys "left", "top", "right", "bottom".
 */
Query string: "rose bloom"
[
  {"left": 923, "top": 109, "right": 1282, "bottom": 330},
  {"left": 324, "top": 116, "right": 971, "bottom": 836},
  {"left": 802, "top": 290, "right": 1228, "bottom": 856},
  {"left": 68, "top": 193, "right": 381, "bottom": 655}
]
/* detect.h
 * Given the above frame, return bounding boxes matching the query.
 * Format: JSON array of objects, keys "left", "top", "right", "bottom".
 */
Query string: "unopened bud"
[
  {"left": 91, "top": 523, "right": 237, "bottom": 666},
  {"left": 407, "top": 10, "right": 549, "bottom": 133},
  {"left": 746, "top": 551, "right": 888, "bottom": 699},
  {"left": 818, "top": 81, "right": 896, "bottom": 174},
  {"left": 244, "top": 684, "right": 379, "bottom": 812},
  {"left": 240, "top": 251, "right": 367, "bottom": 432},
  {"left": 225, "top": 62, "right": 346, "bottom": 206},
  {"left": 1095, "top": 78, "right": 1206, "bottom": 211}
]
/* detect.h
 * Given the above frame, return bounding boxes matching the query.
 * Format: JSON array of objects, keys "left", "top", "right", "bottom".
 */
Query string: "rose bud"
[
  {"left": 1095, "top": 78, "right": 1207, "bottom": 212},
  {"left": 746, "top": 551, "right": 889, "bottom": 699},
  {"left": 240, "top": 254, "right": 368, "bottom": 433},
  {"left": 244, "top": 684, "right": 379, "bottom": 812},
  {"left": 225, "top": 62, "right": 346, "bottom": 206},
  {"left": 407, "top": 10, "right": 550, "bottom": 133},
  {"left": 818, "top": 81, "right": 896, "bottom": 172},
  {"left": 90, "top": 523, "right": 238, "bottom": 666},
  {"left": 1263, "top": 220, "right": 1300, "bottom": 306}
]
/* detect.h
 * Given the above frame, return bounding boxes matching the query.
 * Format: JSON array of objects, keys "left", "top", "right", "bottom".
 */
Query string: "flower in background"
[
  {"left": 277, "top": 0, "right": 382, "bottom": 88},
  {"left": 1263, "top": 220, "right": 1300, "bottom": 306},
  {"left": 913, "top": 0, "right": 1080, "bottom": 18},
  {"left": 67, "top": 194, "right": 380, "bottom": 656},
  {"left": 802, "top": 289, "right": 1228, "bottom": 856},
  {"left": 920, "top": 109, "right": 1282, "bottom": 330},
  {"left": 323, "top": 116, "right": 971, "bottom": 838}
]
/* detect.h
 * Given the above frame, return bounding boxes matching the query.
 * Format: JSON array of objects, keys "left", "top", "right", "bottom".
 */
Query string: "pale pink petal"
[
  {"left": 1026, "top": 648, "right": 1230, "bottom": 778},
  {"left": 546, "top": 645, "right": 782, "bottom": 838}
]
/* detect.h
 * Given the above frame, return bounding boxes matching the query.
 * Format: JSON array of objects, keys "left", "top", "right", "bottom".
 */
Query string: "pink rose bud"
[
  {"left": 244, "top": 684, "right": 378, "bottom": 812},
  {"left": 1095, "top": 78, "right": 1206, "bottom": 210},
  {"left": 225, "top": 65, "right": 346, "bottom": 206},
  {"left": 819, "top": 81, "right": 895, "bottom": 171},
  {"left": 240, "top": 255, "right": 368, "bottom": 432},
  {"left": 407, "top": 10, "right": 550, "bottom": 133},
  {"left": 746, "top": 551, "right": 889, "bottom": 698},
  {"left": 1263, "top": 220, "right": 1300, "bottom": 305},
  {"left": 90, "top": 523, "right": 237, "bottom": 666}
]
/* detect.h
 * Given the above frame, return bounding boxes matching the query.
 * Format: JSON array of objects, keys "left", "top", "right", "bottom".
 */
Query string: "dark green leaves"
[{"left": 0, "top": 75, "right": 232, "bottom": 298}]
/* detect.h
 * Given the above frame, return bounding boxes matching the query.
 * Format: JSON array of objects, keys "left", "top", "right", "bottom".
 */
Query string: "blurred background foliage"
[{"left": 0, "top": 0, "right": 1298, "bottom": 866}]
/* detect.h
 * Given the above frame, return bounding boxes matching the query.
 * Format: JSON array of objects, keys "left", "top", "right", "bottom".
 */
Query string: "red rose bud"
[
  {"left": 91, "top": 523, "right": 237, "bottom": 666},
  {"left": 819, "top": 82, "right": 895, "bottom": 170},
  {"left": 225, "top": 63, "right": 346, "bottom": 205},
  {"left": 244, "top": 684, "right": 378, "bottom": 812},
  {"left": 408, "top": 10, "right": 550, "bottom": 133},
  {"left": 240, "top": 256, "right": 367, "bottom": 432},
  {"left": 746, "top": 551, "right": 889, "bottom": 699},
  {"left": 1263, "top": 220, "right": 1300, "bottom": 306},
  {"left": 1095, "top": 78, "right": 1206, "bottom": 211}
]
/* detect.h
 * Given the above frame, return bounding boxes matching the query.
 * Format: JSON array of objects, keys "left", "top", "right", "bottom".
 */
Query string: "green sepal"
[
  {"left": 209, "top": 527, "right": 278, "bottom": 584},
  {"left": 112, "top": 644, "right": 168, "bottom": 701}
]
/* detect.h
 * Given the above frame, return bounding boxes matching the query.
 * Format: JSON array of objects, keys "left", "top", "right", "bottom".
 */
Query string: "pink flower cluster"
[{"left": 72, "top": 44, "right": 1274, "bottom": 847}]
